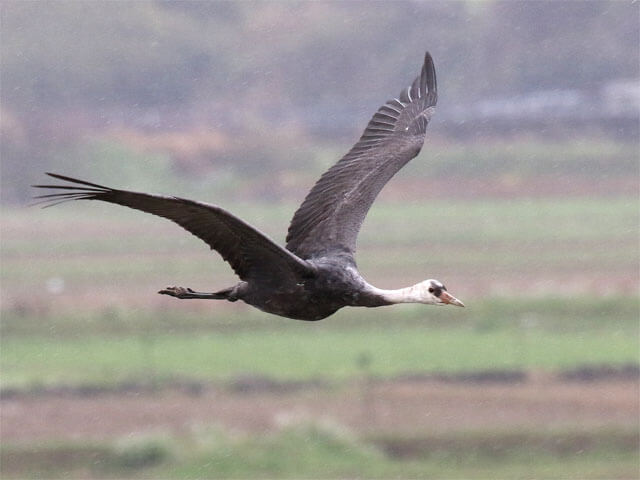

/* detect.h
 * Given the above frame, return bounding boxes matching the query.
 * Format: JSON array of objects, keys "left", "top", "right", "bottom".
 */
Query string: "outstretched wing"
[
  {"left": 33, "top": 173, "right": 314, "bottom": 283},
  {"left": 286, "top": 52, "right": 437, "bottom": 260}
]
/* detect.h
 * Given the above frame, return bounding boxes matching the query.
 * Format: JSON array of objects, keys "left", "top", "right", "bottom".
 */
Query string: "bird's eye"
[{"left": 428, "top": 287, "right": 434, "bottom": 293}]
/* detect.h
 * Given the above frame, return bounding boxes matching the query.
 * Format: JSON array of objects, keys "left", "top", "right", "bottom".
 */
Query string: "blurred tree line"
[
  {"left": 1, "top": 0, "right": 638, "bottom": 202},
  {"left": 3, "top": 1, "right": 637, "bottom": 109}
]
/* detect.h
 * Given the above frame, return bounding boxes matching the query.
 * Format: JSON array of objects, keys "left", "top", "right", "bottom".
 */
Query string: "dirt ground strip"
[{"left": 2, "top": 378, "right": 638, "bottom": 443}]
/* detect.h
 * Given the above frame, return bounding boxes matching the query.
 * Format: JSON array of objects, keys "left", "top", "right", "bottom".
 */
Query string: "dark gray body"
[{"left": 232, "top": 256, "right": 387, "bottom": 321}]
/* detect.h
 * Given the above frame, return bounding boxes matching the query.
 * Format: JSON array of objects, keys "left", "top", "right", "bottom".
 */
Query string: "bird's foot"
[{"left": 158, "top": 286, "right": 195, "bottom": 299}]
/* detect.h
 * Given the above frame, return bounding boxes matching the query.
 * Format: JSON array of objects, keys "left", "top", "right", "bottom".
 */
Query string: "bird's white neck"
[{"left": 369, "top": 283, "right": 436, "bottom": 305}]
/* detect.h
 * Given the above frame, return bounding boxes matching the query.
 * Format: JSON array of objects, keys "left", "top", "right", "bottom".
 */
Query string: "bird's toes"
[{"left": 158, "top": 285, "right": 182, "bottom": 296}]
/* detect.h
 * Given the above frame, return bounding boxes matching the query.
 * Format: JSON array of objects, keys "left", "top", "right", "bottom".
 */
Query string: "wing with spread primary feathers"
[
  {"left": 285, "top": 52, "right": 438, "bottom": 260},
  {"left": 33, "top": 173, "right": 314, "bottom": 283}
]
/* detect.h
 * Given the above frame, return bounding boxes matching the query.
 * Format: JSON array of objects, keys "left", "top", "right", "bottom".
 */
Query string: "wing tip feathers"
[{"left": 423, "top": 51, "right": 437, "bottom": 98}]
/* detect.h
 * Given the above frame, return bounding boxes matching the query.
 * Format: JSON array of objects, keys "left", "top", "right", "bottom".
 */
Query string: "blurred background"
[{"left": 1, "top": 1, "right": 638, "bottom": 478}]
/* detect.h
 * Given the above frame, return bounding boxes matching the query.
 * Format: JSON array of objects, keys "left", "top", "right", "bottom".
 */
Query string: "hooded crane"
[{"left": 33, "top": 52, "right": 464, "bottom": 321}]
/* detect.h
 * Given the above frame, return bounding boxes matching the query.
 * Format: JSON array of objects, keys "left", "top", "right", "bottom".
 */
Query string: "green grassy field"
[
  {"left": 2, "top": 161, "right": 639, "bottom": 479},
  {"left": 2, "top": 298, "right": 638, "bottom": 389},
  {"left": 2, "top": 194, "right": 638, "bottom": 389},
  {"left": 142, "top": 427, "right": 640, "bottom": 480},
  {"left": 3, "top": 426, "right": 638, "bottom": 479}
]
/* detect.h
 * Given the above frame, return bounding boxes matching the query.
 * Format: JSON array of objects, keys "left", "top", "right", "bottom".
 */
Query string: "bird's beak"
[{"left": 440, "top": 291, "right": 465, "bottom": 307}]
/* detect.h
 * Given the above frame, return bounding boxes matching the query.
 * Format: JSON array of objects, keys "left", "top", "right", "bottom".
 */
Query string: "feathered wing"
[
  {"left": 33, "top": 173, "right": 313, "bottom": 283},
  {"left": 285, "top": 52, "right": 438, "bottom": 260}
]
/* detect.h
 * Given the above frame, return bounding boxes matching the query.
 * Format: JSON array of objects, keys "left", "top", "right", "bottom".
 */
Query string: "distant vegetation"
[
  {"left": 3, "top": 425, "right": 638, "bottom": 479},
  {"left": 3, "top": 1, "right": 638, "bottom": 109}
]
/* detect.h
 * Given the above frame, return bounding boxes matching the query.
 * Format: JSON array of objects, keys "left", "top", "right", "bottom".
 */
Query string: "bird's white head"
[{"left": 414, "top": 279, "right": 465, "bottom": 307}]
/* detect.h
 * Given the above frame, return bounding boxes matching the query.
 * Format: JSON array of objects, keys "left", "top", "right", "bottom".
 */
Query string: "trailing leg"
[{"left": 158, "top": 286, "right": 229, "bottom": 300}]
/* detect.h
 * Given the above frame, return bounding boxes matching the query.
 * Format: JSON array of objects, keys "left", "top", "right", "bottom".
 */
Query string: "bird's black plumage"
[{"left": 33, "top": 52, "right": 463, "bottom": 320}]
